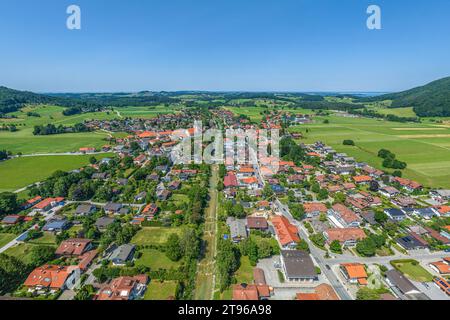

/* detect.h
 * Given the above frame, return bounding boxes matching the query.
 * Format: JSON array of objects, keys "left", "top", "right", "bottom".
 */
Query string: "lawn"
[
  {"left": 28, "top": 232, "right": 57, "bottom": 246},
  {"left": 4, "top": 243, "right": 56, "bottom": 265},
  {"left": 0, "top": 153, "right": 114, "bottom": 192},
  {"left": 131, "top": 227, "right": 183, "bottom": 245},
  {"left": 290, "top": 114, "right": 450, "bottom": 188},
  {"left": 390, "top": 260, "right": 435, "bottom": 282},
  {"left": 234, "top": 256, "right": 254, "bottom": 284},
  {"left": 135, "top": 248, "right": 180, "bottom": 270},
  {"left": 0, "top": 233, "right": 16, "bottom": 248},
  {"left": 143, "top": 280, "right": 177, "bottom": 300}
]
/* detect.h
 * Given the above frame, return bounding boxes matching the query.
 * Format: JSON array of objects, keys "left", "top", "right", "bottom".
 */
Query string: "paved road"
[
  {"left": 0, "top": 206, "right": 61, "bottom": 254},
  {"left": 247, "top": 148, "right": 353, "bottom": 300},
  {"left": 274, "top": 199, "right": 353, "bottom": 300}
]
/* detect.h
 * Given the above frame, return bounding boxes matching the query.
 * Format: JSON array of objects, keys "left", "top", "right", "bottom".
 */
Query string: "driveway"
[{"left": 413, "top": 281, "right": 450, "bottom": 300}]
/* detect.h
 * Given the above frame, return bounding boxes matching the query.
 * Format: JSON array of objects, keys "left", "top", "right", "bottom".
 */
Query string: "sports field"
[
  {"left": 289, "top": 114, "right": 450, "bottom": 188},
  {"left": 0, "top": 153, "right": 113, "bottom": 192}
]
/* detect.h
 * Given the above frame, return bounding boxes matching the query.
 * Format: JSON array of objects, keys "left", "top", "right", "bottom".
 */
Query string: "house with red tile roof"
[
  {"left": 429, "top": 260, "right": 450, "bottom": 275},
  {"left": 328, "top": 204, "right": 361, "bottom": 228},
  {"left": 353, "top": 175, "right": 373, "bottom": 184},
  {"left": 324, "top": 228, "right": 367, "bottom": 247},
  {"left": 303, "top": 202, "right": 328, "bottom": 218},
  {"left": 95, "top": 275, "right": 148, "bottom": 301},
  {"left": 296, "top": 284, "right": 340, "bottom": 300},
  {"left": 393, "top": 177, "right": 422, "bottom": 192},
  {"left": 340, "top": 263, "right": 368, "bottom": 285},
  {"left": 271, "top": 216, "right": 300, "bottom": 249},
  {"left": 32, "top": 197, "right": 65, "bottom": 212},
  {"left": 55, "top": 239, "right": 93, "bottom": 256},
  {"left": 22, "top": 196, "right": 43, "bottom": 209},
  {"left": 24, "top": 265, "right": 79, "bottom": 293},
  {"left": 224, "top": 172, "right": 238, "bottom": 188},
  {"left": 232, "top": 284, "right": 271, "bottom": 301}
]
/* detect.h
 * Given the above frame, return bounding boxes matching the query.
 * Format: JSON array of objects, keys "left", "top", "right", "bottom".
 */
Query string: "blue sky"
[{"left": 0, "top": 0, "right": 449, "bottom": 92}]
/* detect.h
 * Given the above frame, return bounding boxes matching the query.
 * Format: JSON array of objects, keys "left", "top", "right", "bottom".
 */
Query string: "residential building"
[
  {"left": 384, "top": 208, "right": 407, "bottom": 221},
  {"left": 226, "top": 217, "right": 248, "bottom": 243},
  {"left": 280, "top": 250, "right": 318, "bottom": 282},
  {"left": 246, "top": 217, "right": 268, "bottom": 231},
  {"left": 110, "top": 244, "right": 136, "bottom": 266},
  {"left": 324, "top": 228, "right": 367, "bottom": 247},
  {"left": 271, "top": 216, "right": 300, "bottom": 249},
  {"left": 95, "top": 275, "right": 148, "bottom": 300},
  {"left": 24, "top": 265, "right": 79, "bottom": 293},
  {"left": 340, "top": 263, "right": 368, "bottom": 285},
  {"left": 55, "top": 239, "right": 93, "bottom": 256},
  {"left": 328, "top": 204, "right": 361, "bottom": 228}
]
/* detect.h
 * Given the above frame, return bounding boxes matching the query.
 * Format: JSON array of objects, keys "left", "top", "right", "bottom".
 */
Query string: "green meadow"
[
  {"left": 289, "top": 114, "right": 450, "bottom": 188},
  {"left": 0, "top": 153, "right": 113, "bottom": 192},
  {"left": 224, "top": 106, "right": 314, "bottom": 122},
  {"left": 0, "top": 104, "right": 177, "bottom": 154}
]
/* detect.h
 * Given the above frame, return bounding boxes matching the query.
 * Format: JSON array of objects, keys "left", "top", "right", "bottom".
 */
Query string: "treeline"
[
  {"left": 33, "top": 123, "right": 90, "bottom": 135},
  {"left": 0, "top": 149, "right": 11, "bottom": 161},
  {"left": 378, "top": 149, "right": 407, "bottom": 170},
  {"left": 348, "top": 109, "right": 420, "bottom": 123},
  {"left": 0, "top": 86, "right": 104, "bottom": 116}
]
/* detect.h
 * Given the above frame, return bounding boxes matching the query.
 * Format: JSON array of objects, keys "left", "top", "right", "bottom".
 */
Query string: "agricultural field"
[
  {"left": 0, "top": 153, "right": 113, "bottom": 192},
  {"left": 0, "top": 104, "right": 178, "bottom": 154},
  {"left": 289, "top": 114, "right": 450, "bottom": 188},
  {"left": 224, "top": 106, "right": 314, "bottom": 122},
  {"left": 131, "top": 227, "right": 183, "bottom": 246}
]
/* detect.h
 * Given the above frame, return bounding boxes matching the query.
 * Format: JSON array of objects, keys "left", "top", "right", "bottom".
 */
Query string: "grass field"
[
  {"left": 144, "top": 280, "right": 177, "bottom": 300},
  {"left": 135, "top": 248, "right": 180, "bottom": 270},
  {"left": 0, "top": 153, "right": 113, "bottom": 192},
  {"left": 289, "top": 114, "right": 450, "bottom": 188},
  {"left": 390, "top": 260, "right": 435, "bottom": 282},
  {"left": 224, "top": 106, "right": 314, "bottom": 122},
  {"left": 0, "top": 104, "right": 177, "bottom": 154},
  {"left": 131, "top": 227, "right": 183, "bottom": 245},
  {"left": 0, "top": 233, "right": 16, "bottom": 248}
]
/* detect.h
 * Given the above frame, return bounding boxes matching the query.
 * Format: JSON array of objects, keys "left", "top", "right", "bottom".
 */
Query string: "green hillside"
[{"left": 361, "top": 77, "right": 450, "bottom": 117}]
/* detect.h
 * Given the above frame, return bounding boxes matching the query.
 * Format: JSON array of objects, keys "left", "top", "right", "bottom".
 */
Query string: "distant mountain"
[{"left": 360, "top": 77, "right": 450, "bottom": 117}]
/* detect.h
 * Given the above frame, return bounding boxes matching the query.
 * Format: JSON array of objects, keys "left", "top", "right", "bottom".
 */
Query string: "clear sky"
[{"left": 0, "top": 0, "right": 449, "bottom": 92}]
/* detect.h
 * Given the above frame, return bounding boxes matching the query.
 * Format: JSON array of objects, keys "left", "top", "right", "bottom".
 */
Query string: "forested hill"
[
  {"left": 0, "top": 86, "right": 57, "bottom": 114},
  {"left": 0, "top": 86, "right": 103, "bottom": 116},
  {"left": 360, "top": 77, "right": 450, "bottom": 117}
]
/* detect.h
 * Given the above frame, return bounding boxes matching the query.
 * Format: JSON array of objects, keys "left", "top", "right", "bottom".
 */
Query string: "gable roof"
[
  {"left": 24, "top": 265, "right": 76, "bottom": 289},
  {"left": 271, "top": 216, "right": 300, "bottom": 246},
  {"left": 341, "top": 263, "right": 367, "bottom": 279},
  {"left": 325, "top": 228, "right": 367, "bottom": 243},
  {"left": 55, "top": 238, "right": 92, "bottom": 256}
]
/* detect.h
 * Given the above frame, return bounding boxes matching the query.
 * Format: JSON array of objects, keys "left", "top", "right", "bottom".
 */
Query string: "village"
[{"left": 0, "top": 108, "right": 449, "bottom": 301}]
